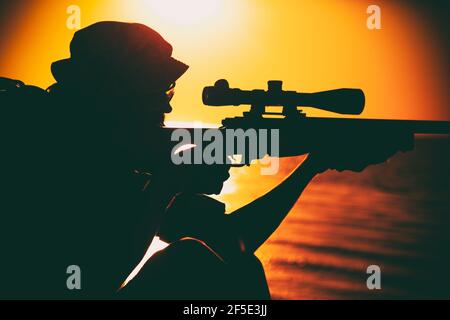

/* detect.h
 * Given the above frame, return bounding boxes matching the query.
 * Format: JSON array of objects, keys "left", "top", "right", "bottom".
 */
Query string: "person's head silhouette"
[
  {"left": 49, "top": 21, "right": 189, "bottom": 168},
  {"left": 52, "top": 20, "right": 188, "bottom": 97}
]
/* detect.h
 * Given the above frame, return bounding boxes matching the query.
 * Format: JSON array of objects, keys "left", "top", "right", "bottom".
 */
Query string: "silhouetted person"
[
  {"left": 1, "top": 20, "right": 414, "bottom": 300},
  {"left": 1, "top": 21, "right": 188, "bottom": 298}
]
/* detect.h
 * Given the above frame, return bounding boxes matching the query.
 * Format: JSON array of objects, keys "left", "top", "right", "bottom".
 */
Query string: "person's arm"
[
  {"left": 228, "top": 131, "right": 414, "bottom": 254},
  {"left": 228, "top": 155, "right": 321, "bottom": 254}
]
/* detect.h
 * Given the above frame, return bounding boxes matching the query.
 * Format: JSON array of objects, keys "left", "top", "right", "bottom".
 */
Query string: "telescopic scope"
[{"left": 202, "top": 79, "right": 365, "bottom": 115}]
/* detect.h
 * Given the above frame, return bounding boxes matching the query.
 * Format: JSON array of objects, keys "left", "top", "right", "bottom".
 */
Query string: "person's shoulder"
[
  {"left": 155, "top": 237, "right": 224, "bottom": 266},
  {"left": 121, "top": 238, "right": 227, "bottom": 299},
  {"left": 1, "top": 78, "right": 50, "bottom": 123}
]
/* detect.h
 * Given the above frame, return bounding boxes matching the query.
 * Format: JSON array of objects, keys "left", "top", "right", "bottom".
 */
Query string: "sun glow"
[
  {"left": 143, "top": 0, "right": 223, "bottom": 26},
  {"left": 2, "top": 0, "right": 447, "bottom": 124}
]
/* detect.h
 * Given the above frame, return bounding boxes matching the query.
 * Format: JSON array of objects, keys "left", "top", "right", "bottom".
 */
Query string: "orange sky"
[{"left": 1, "top": 0, "right": 449, "bottom": 124}]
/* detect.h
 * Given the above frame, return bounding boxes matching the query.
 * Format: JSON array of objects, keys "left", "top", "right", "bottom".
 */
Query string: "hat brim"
[
  {"left": 165, "top": 57, "right": 189, "bottom": 84},
  {"left": 51, "top": 56, "right": 189, "bottom": 88}
]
